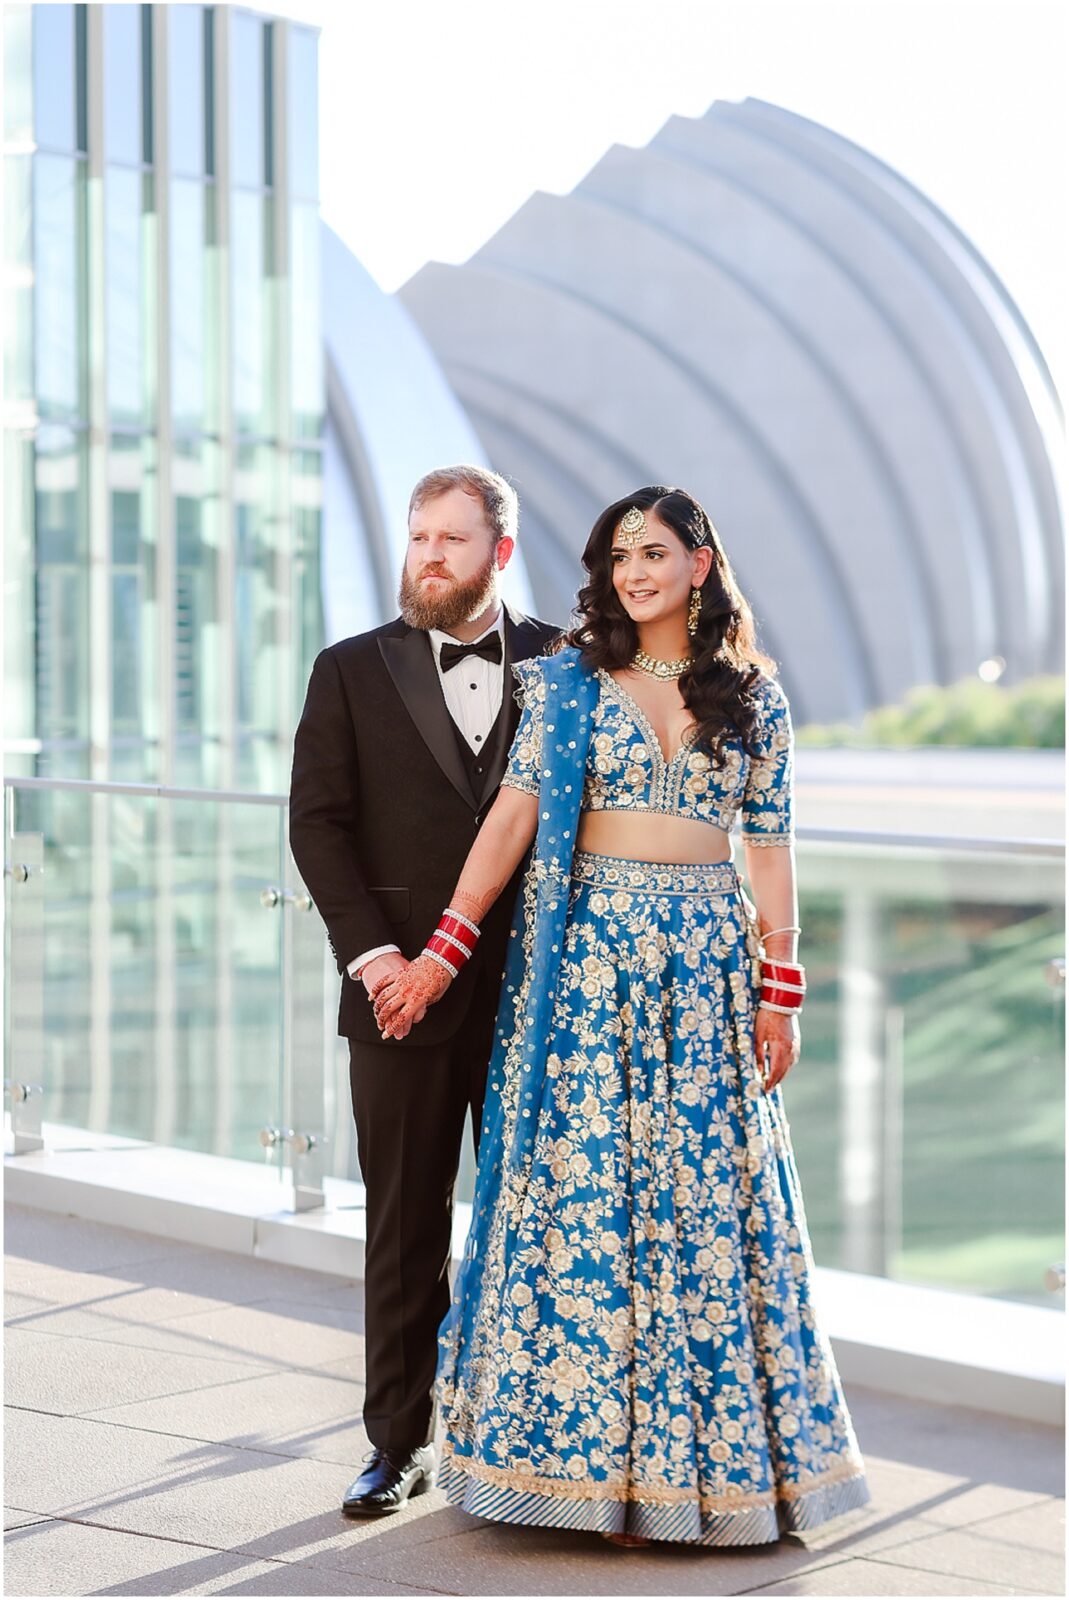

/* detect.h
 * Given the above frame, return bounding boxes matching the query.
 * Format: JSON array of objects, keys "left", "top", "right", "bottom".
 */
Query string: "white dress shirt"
[
  {"left": 348, "top": 610, "right": 505, "bottom": 982},
  {"left": 427, "top": 610, "right": 505, "bottom": 753}
]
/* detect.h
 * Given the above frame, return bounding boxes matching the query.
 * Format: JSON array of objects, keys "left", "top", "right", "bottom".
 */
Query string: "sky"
[{"left": 274, "top": 0, "right": 1068, "bottom": 405}]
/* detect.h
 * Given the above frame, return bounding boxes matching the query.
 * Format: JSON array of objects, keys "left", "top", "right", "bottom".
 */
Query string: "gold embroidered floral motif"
[
  {"left": 502, "top": 664, "right": 794, "bottom": 841},
  {"left": 437, "top": 853, "right": 868, "bottom": 1539}
]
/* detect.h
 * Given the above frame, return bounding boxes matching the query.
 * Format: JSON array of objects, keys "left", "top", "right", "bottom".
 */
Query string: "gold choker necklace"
[{"left": 631, "top": 647, "right": 693, "bottom": 680}]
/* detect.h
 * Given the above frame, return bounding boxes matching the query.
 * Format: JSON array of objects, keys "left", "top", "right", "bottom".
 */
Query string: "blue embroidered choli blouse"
[{"left": 503, "top": 662, "right": 794, "bottom": 845}]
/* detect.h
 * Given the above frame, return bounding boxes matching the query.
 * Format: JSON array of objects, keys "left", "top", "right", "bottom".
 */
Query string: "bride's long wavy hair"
[{"left": 561, "top": 485, "right": 778, "bottom": 763}]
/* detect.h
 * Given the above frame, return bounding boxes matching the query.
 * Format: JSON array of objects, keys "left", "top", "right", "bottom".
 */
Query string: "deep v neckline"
[{"left": 597, "top": 670, "right": 695, "bottom": 769}]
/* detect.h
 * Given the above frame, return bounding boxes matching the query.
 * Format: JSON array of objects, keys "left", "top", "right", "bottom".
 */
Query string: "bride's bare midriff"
[{"left": 576, "top": 810, "right": 733, "bottom": 865}]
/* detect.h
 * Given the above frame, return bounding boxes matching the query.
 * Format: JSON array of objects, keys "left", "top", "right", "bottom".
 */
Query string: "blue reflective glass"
[
  {"left": 4, "top": 5, "right": 33, "bottom": 144},
  {"left": 111, "top": 485, "right": 140, "bottom": 566},
  {"left": 168, "top": 3, "right": 204, "bottom": 177},
  {"left": 34, "top": 428, "right": 89, "bottom": 743},
  {"left": 175, "top": 492, "right": 202, "bottom": 732},
  {"left": 234, "top": 442, "right": 282, "bottom": 782},
  {"left": 105, "top": 166, "right": 143, "bottom": 426},
  {"left": 231, "top": 189, "right": 267, "bottom": 434},
  {"left": 292, "top": 449, "right": 324, "bottom": 691},
  {"left": 112, "top": 569, "right": 141, "bottom": 730},
  {"left": 287, "top": 27, "right": 319, "bottom": 200},
  {"left": 170, "top": 178, "right": 206, "bottom": 430},
  {"left": 33, "top": 3, "right": 75, "bottom": 151},
  {"left": 5, "top": 151, "right": 32, "bottom": 267},
  {"left": 290, "top": 201, "right": 322, "bottom": 439},
  {"left": 172, "top": 439, "right": 221, "bottom": 761},
  {"left": 103, "top": 3, "right": 143, "bottom": 165},
  {"left": 4, "top": 155, "right": 33, "bottom": 399},
  {"left": 5, "top": 431, "right": 36, "bottom": 752},
  {"left": 229, "top": 12, "right": 264, "bottom": 189},
  {"left": 34, "top": 155, "right": 84, "bottom": 420},
  {"left": 263, "top": 23, "right": 274, "bottom": 187}
]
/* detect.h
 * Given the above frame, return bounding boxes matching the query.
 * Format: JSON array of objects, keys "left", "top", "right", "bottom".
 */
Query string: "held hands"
[
  {"left": 365, "top": 906, "right": 481, "bottom": 1041},
  {"left": 372, "top": 954, "right": 452, "bottom": 1040},
  {"left": 361, "top": 952, "right": 428, "bottom": 1040},
  {"left": 371, "top": 904, "right": 482, "bottom": 1040}
]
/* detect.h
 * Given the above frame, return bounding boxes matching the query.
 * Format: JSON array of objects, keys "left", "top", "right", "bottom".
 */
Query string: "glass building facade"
[
  {"left": 3, "top": 10, "right": 1062, "bottom": 1330},
  {"left": 3, "top": 2, "right": 324, "bottom": 793}
]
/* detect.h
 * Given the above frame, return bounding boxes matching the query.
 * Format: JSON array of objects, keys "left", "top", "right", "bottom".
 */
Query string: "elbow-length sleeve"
[
  {"left": 740, "top": 675, "right": 795, "bottom": 845},
  {"left": 501, "top": 659, "right": 547, "bottom": 798}
]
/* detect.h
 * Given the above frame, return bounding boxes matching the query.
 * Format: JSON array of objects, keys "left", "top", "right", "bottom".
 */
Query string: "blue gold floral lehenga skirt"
[{"left": 437, "top": 850, "right": 871, "bottom": 1544}]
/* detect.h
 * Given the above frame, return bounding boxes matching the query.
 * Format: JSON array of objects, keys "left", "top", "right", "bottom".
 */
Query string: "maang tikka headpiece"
[
  {"left": 616, "top": 506, "right": 647, "bottom": 550},
  {"left": 617, "top": 503, "right": 711, "bottom": 551}
]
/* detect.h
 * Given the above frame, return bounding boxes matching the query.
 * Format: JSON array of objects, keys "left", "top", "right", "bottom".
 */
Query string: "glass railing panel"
[
  {"left": 3, "top": 799, "right": 44, "bottom": 1152},
  {"left": 165, "top": 792, "right": 287, "bottom": 1166},
  {"left": 6, "top": 783, "right": 1063, "bottom": 1298},
  {"left": 282, "top": 830, "right": 368, "bottom": 1200},
  {"left": 784, "top": 838, "right": 1064, "bottom": 1307},
  {"left": 4, "top": 780, "right": 290, "bottom": 1173},
  {"left": 279, "top": 842, "right": 333, "bottom": 1207}
]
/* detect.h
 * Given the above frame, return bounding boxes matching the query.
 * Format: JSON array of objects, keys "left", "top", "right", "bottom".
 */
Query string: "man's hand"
[
  {"left": 359, "top": 953, "right": 427, "bottom": 1039},
  {"left": 359, "top": 951, "right": 409, "bottom": 995},
  {"left": 755, "top": 1007, "right": 801, "bottom": 1093}
]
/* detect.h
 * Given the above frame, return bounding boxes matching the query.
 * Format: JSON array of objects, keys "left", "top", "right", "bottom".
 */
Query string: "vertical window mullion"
[
  {"left": 204, "top": 7, "right": 215, "bottom": 177},
  {"left": 75, "top": 4, "right": 88, "bottom": 152},
  {"left": 141, "top": 3, "right": 153, "bottom": 163},
  {"left": 263, "top": 22, "right": 273, "bottom": 189}
]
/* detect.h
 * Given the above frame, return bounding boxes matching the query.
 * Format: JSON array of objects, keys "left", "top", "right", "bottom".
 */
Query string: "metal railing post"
[{"left": 4, "top": 804, "right": 45, "bottom": 1153}]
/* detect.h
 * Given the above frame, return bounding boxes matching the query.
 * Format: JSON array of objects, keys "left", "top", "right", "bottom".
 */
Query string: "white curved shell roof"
[
  {"left": 321, "top": 224, "right": 534, "bottom": 644},
  {"left": 400, "top": 99, "right": 1064, "bottom": 723}
]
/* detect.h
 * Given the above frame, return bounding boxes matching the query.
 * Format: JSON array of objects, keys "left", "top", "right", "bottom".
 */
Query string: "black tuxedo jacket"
[{"left": 289, "top": 605, "right": 561, "bottom": 1044}]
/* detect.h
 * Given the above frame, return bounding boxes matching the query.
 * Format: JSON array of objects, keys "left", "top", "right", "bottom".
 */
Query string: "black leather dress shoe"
[{"left": 341, "top": 1446, "right": 435, "bottom": 1516}]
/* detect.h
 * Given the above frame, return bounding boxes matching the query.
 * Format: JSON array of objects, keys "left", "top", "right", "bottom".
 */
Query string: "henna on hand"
[
  {"left": 373, "top": 953, "right": 453, "bottom": 1038},
  {"left": 754, "top": 1008, "right": 801, "bottom": 1093}
]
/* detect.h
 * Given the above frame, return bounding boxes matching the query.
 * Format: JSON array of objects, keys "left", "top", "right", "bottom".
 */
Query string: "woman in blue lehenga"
[{"left": 372, "top": 486, "right": 870, "bottom": 1547}]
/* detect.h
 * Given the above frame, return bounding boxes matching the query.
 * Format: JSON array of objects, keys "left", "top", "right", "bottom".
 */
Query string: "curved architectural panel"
[
  {"left": 400, "top": 99, "right": 1064, "bottom": 721},
  {"left": 321, "top": 224, "right": 534, "bottom": 646}
]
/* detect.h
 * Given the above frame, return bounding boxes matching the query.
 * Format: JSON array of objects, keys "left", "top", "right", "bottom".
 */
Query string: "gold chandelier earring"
[{"left": 688, "top": 586, "right": 702, "bottom": 636}]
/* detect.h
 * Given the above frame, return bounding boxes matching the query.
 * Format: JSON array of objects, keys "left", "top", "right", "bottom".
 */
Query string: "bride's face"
[{"left": 609, "top": 510, "right": 706, "bottom": 627}]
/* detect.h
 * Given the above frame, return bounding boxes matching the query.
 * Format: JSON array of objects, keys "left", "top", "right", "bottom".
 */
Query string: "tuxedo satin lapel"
[{"left": 379, "top": 630, "right": 478, "bottom": 810}]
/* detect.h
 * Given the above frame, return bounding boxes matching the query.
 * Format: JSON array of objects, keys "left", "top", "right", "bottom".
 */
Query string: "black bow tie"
[{"left": 439, "top": 635, "right": 503, "bottom": 672}]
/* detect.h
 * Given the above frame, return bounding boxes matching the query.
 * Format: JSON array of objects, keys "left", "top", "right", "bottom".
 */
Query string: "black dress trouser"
[{"left": 348, "top": 967, "right": 497, "bottom": 1455}]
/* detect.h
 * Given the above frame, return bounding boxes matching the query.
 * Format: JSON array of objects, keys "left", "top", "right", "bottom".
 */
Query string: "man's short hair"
[{"left": 408, "top": 464, "right": 518, "bottom": 545}]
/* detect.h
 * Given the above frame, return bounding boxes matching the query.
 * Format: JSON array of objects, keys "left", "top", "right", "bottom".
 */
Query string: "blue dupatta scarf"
[{"left": 447, "top": 646, "right": 598, "bottom": 1291}]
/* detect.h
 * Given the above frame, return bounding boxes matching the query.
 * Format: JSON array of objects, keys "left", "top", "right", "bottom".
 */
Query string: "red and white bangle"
[
  {"left": 759, "top": 958, "right": 806, "bottom": 1015},
  {"left": 422, "top": 907, "right": 481, "bottom": 980}
]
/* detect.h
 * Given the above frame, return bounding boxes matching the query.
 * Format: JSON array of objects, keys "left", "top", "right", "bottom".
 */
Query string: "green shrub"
[{"left": 796, "top": 674, "right": 1064, "bottom": 749}]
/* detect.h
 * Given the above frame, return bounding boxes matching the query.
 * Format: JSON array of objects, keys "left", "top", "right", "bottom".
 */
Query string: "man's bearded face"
[{"left": 399, "top": 488, "right": 500, "bottom": 632}]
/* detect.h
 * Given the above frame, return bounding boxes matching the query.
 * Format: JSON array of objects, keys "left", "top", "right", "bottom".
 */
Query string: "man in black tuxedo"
[{"left": 289, "top": 465, "right": 559, "bottom": 1515}]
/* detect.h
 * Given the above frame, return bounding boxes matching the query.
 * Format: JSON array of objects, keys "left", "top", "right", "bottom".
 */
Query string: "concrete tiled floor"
[{"left": 3, "top": 1203, "right": 1064, "bottom": 1597}]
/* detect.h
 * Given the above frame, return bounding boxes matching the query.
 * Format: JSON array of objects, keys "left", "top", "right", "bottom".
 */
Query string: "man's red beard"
[{"left": 398, "top": 553, "right": 497, "bottom": 632}]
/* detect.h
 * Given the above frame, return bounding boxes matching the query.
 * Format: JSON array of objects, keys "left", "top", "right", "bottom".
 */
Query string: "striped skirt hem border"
[{"left": 438, "top": 1454, "right": 872, "bottom": 1546}]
